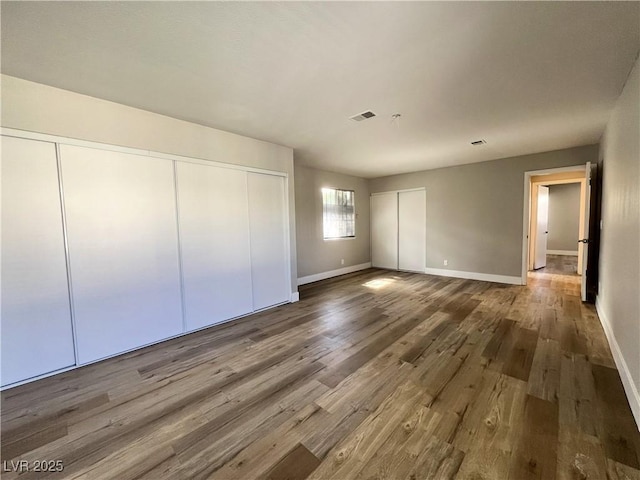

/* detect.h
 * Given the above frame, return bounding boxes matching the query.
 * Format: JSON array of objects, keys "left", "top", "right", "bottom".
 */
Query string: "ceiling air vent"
[
  {"left": 471, "top": 139, "right": 486, "bottom": 146},
  {"left": 350, "top": 111, "right": 376, "bottom": 122}
]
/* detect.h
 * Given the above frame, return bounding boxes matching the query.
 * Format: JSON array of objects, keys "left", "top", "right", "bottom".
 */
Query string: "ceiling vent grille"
[
  {"left": 471, "top": 139, "right": 486, "bottom": 146},
  {"left": 350, "top": 111, "right": 376, "bottom": 122}
]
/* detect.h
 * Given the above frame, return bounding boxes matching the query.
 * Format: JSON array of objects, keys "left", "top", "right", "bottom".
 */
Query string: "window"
[{"left": 322, "top": 188, "right": 355, "bottom": 239}]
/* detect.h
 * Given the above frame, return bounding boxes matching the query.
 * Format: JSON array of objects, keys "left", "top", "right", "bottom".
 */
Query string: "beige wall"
[
  {"left": 0, "top": 75, "right": 299, "bottom": 295},
  {"left": 547, "top": 183, "right": 581, "bottom": 252},
  {"left": 295, "top": 164, "right": 370, "bottom": 279},
  {"left": 598, "top": 55, "right": 640, "bottom": 424},
  {"left": 369, "top": 145, "right": 598, "bottom": 278}
]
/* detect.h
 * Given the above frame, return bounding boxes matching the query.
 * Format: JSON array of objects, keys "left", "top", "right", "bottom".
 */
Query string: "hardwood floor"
[
  {"left": 2, "top": 268, "right": 639, "bottom": 479},
  {"left": 538, "top": 255, "right": 579, "bottom": 276}
]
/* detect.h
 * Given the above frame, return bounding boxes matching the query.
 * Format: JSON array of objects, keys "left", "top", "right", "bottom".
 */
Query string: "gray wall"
[
  {"left": 599, "top": 55, "right": 639, "bottom": 424},
  {"left": 547, "top": 183, "right": 581, "bottom": 252},
  {"left": 295, "top": 164, "right": 370, "bottom": 279},
  {"left": 369, "top": 145, "right": 598, "bottom": 278}
]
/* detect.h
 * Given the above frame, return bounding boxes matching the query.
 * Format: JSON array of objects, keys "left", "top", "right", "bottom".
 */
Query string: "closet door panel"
[
  {"left": 60, "top": 145, "right": 183, "bottom": 364},
  {"left": 398, "top": 189, "right": 426, "bottom": 272},
  {"left": 1, "top": 136, "right": 75, "bottom": 386},
  {"left": 371, "top": 193, "right": 398, "bottom": 269},
  {"left": 247, "top": 173, "right": 289, "bottom": 310},
  {"left": 176, "top": 162, "right": 253, "bottom": 331}
]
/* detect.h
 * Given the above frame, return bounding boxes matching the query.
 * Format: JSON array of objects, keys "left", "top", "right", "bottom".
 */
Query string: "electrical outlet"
[
  {"left": 341, "top": 259, "right": 345, "bottom": 265},
  {"left": 443, "top": 259, "right": 448, "bottom": 266}
]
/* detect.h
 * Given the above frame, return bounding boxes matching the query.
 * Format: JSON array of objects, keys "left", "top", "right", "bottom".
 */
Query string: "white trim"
[
  {"left": 323, "top": 236, "right": 357, "bottom": 242},
  {"left": 525, "top": 165, "right": 590, "bottom": 176},
  {"left": 522, "top": 173, "right": 531, "bottom": 285},
  {"left": 371, "top": 187, "right": 426, "bottom": 196},
  {"left": 547, "top": 250, "right": 579, "bottom": 256},
  {"left": 425, "top": 267, "right": 523, "bottom": 285},
  {"left": 595, "top": 297, "right": 640, "bottom": 430},
  {"left": 153, "top": 151, "right": 288, "bottom": 178},
  {"left": 522, "top": 164, "right": 587, "bottom": 285},
  {"left": 281, "top": 175, "right": 295, "bottom": 309},
  {"left": 54, "top": 143, "right": 80, "bottom": 368},
  {"left": 298, "top": 262, "right": 371, "bottom": 286},
  {"left": 2, "top": 127, "right": 150, "bottom": 156},
  {"left": 0, "top": 127, "right": 287, "bottom": 178},
  {"left": 172, "top": 160, "right": 188, "bottom": 333},
  {"left": 290, "top": 292, "right": 300, "bottom": 302}
]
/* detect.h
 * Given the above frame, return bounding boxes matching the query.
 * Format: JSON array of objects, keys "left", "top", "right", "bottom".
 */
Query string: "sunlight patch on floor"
[{"left": 363, "top": 278, "right": 396, "bottom": 290}]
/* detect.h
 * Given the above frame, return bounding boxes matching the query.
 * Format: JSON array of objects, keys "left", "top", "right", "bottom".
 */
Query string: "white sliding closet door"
[
  {"left": 371, "top": 193, "right": 398, "bottom": 269},
  {"left": 247, "top": 173, "right": 289, "bottom": 310},
  {"left": 1, "top": 136, "right": 75, "bottom": 386},
  {"left": 60, "top": 145, "right": 183, "bottom": 364},
  {"left": 176, "top": 162, "right": 253, "bottom": 331},
  {"left": 398, "top": 189, "right": 426, "bottom": 272}
]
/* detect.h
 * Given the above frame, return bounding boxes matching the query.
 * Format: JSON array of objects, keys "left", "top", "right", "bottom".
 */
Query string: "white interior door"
[
  {"left": 176, "top": 162, "right": 253, "bottom": 331},
  {"left": 534, "top": 185, "right": 549, "bottom": 269},
  {"left": 60, "top": 145, "right": 184, "bottom": 364},
  {"left": 580, "top": 162, "right": 591, "bottom": 301},
  {"left": 371, "top": 193, "right": 399, "bottom": 269},
  {"left": 1, "top": 136, "right": 76, "bottom": 386},
  {"left": 398, "top": 189, "right": 426, "bottom": 272},
  {"left": 247, "top": 173, "right": 289, "bottom": 310}
]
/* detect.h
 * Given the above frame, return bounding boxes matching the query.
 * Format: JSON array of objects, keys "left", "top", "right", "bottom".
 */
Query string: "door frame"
[
  {"left": 528, "top": 176, "right": 586, "bottom": 272},
  {"left": 521, "top": 165, "right": 588, "bottom": 285}
]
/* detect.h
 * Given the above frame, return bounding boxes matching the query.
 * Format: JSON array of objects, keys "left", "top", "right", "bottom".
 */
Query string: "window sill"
[{"left": 323, "top": 237, "right": 357, "bottom": 242}]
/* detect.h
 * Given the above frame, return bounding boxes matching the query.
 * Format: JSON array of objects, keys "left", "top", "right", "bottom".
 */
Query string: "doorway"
[{"left": 521, "top": 165, "right": 592, "bottom": 300}]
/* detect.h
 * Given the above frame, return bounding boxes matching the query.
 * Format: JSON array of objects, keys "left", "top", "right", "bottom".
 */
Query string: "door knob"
[{"left": 578, "top": 238, "right": 589, "bottom": 243}]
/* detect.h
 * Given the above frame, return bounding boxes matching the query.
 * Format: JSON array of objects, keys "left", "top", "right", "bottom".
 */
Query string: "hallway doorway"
[{"left": 522, "top": 165, "right": 594, "bottom": 301}]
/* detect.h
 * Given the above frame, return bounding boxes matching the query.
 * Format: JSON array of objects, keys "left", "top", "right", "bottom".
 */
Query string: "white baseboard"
[
  {"left": 290, "top": 292, "right": 300, "bottom": 303},
  {"left": 424, "top": 267, "right": 523, "bottom": 285},
  {"left": 298, "top": 262, "right": 372, "bottom": 286},
  {"left": 595, "top": 297, "right": 640, "bottom": 430},
  {"left": 547, "top": 250, "right": 579, "bottom": 256}
]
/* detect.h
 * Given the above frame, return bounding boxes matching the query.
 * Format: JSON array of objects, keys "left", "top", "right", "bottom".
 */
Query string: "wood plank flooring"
[
  {"left": 538, "top": 255, "right": 579, "bottom": 276},
  {"left": 2, "top": 268, "right": 639, "bottom": 479}
]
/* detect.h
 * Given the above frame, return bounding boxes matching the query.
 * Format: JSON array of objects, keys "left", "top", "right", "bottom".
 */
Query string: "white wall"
[
  {"left": 598, "top": 55, "right": 640, "bottom": 427},
  {"left": 0, "top": 74, "right": 298, "bottom": 295}
]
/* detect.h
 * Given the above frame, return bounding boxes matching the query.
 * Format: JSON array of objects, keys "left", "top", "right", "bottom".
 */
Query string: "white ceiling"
[{"left": 2, "top": 2, "right": 639, "bottom": 178}]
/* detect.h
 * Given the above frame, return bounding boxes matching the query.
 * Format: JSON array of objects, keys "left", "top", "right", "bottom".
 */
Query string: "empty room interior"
[{"left": 1, "top": 2, "right": 640, "bottom": 479}]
